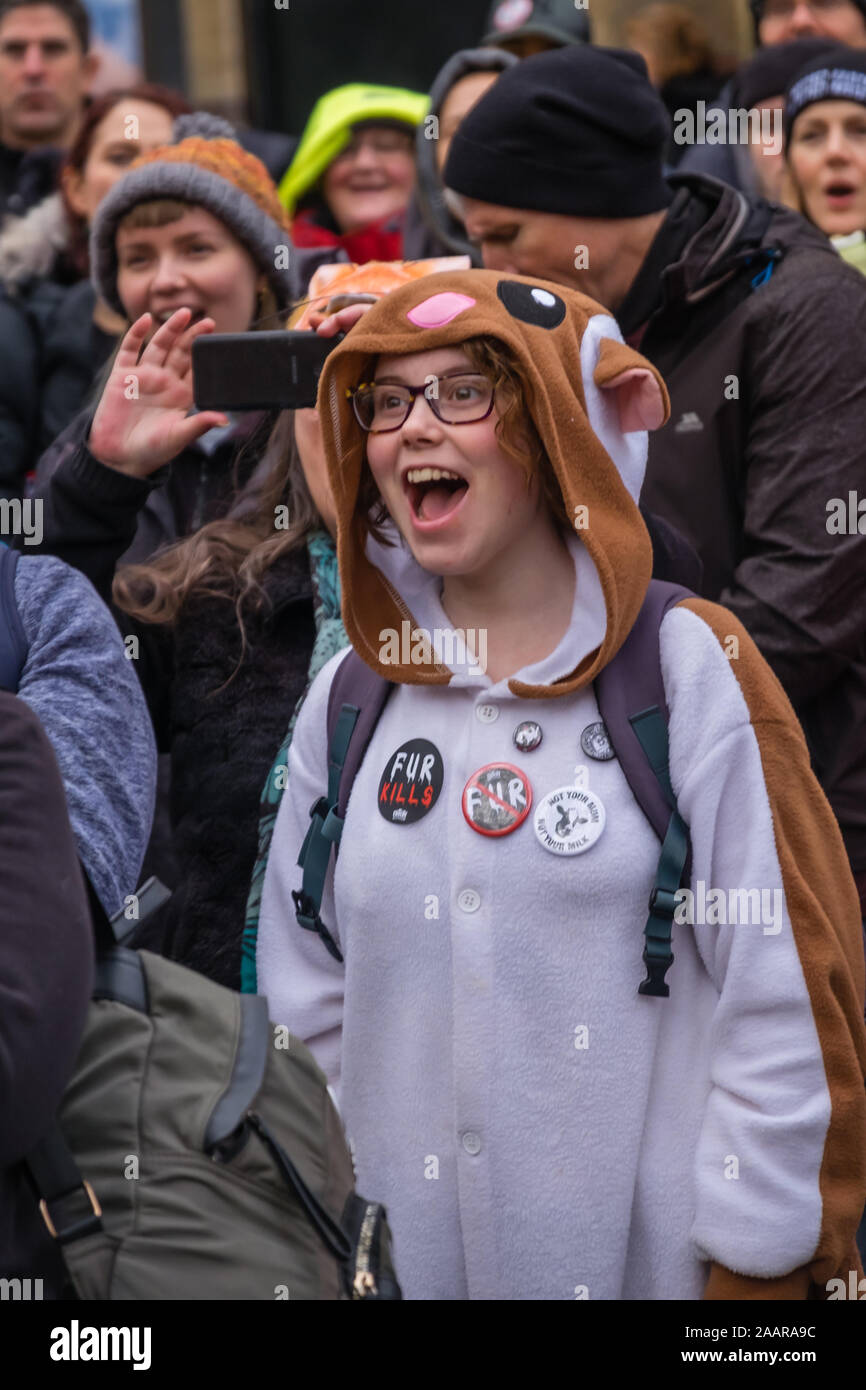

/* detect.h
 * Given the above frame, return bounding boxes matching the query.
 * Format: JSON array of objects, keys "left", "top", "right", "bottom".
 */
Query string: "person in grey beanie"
[
  {"left": 25, "top": 113, "right": 343, "bottom": 928},
  {"left": 403, "top": 46, "right": 518, "bottom": 261},
  {"left": 30, "top": 111, "right": 338, "bottom": 592}
]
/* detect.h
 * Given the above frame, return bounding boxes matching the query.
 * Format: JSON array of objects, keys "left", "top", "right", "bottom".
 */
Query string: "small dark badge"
[
  {"left": 462, "top": 762, "right": 532, "bottom": 838},
  {"left": 514, "top": 720, "right": 543, "bottom": 753},
  {"left": 378, "top": 739, "right": 444, "bottom": 824},
  {"left": 580, "top": 721, "right": 615, "bottom": 761}
]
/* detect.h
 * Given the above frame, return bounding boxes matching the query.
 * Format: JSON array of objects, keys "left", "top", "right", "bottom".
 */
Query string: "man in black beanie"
[{"left": 445, "top": 43, "right": 866, "bottom": 926}]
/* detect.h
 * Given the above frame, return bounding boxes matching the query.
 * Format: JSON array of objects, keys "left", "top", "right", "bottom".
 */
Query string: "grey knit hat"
[{"left": 90, "top": 113, "right": 296, "bottom": 316}]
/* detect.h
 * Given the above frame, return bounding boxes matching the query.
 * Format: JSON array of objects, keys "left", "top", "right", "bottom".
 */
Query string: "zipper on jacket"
[{"left": 352, "top": 1202, "right": 379, "bottom": 1299}]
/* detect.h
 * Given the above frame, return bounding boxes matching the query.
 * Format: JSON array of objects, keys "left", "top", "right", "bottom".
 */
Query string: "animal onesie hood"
[{"left": 258, "top": 270, "right": 866, "bottom": 1300}]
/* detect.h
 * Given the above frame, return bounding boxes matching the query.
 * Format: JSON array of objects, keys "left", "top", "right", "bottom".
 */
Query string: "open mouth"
[
  {"left": 404, "top": 466, "right": 469, "bottom": 525},
  {"left": 825, "top": 182, "right": 857, "bottom": 201}
]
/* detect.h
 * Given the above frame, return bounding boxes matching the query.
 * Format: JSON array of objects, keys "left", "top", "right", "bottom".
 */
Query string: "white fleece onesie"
[{"left": 258, "top": 534, "right": 836, "bottom": 1301}]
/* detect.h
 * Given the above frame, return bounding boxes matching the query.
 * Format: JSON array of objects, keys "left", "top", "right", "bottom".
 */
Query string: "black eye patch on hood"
[{"left": 497, "top": 279, "right": 566, "bottom": 329}]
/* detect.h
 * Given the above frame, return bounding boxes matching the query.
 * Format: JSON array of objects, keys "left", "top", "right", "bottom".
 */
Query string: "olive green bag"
[{"left": 25, "top": 881, "right": 400, "bottom": 1301}]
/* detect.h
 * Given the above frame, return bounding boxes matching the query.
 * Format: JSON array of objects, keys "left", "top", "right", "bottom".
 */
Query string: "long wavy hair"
[{"left": 112, "top": 412, "right": 320, "bottom": 645}]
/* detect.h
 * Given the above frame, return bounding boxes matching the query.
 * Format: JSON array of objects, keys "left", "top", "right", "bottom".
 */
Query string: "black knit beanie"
[
  {"left": 736, "top": 37, "right": 839, "bottom": 109},
  {"left": 784, "top": 44, "right": 866, "bottom": 142},
  {"left": 749, "top": 0, "right": 866, "bottom": 43},
  {"left": 444, "top": 45, "right": 673, "bottom": 219}
]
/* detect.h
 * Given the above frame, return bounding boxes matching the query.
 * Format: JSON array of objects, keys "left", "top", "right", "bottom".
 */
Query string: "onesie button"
[
  {"left": 457, "top": 889, "right": 481, "bottom": 914},
  {"left": 462, "top": 1131, "right": 482, "bottom": 1156},
  {"left": 476, "top": 703, "right": 499, "bottom": 724}
]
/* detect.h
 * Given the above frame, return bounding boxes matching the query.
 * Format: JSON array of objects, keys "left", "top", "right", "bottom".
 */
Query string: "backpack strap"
[
  {"left": 24, "top": 879, "right": 171, "bottom": 1283},
  {"left": 595, "top": 580, "right": 694, "bottom": 999},
  {"left": 292, "top": 652, "right": 392, "bottom": 964},
  {"left": 0, "top": 542, "right": 28, "bottom": 693}
]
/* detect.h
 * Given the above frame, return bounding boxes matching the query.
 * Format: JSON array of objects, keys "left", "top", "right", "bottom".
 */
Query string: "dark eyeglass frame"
[{"left": 346, "top": 372, "right": 496, "bottom": 434}]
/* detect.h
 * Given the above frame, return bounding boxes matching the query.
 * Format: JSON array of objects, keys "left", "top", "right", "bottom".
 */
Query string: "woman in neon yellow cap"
[{"left": 279, "top": 83, "right": 429, "bottom": 264}]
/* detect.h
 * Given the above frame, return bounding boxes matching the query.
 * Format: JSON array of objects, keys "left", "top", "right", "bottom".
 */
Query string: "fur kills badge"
[
  {"left": 378, "top": 740, "right": 443, "bottom": 824},
  {"left": 534, "top": 785, "right": 606, "bottom": 855},
  {"left": 462, "top": 762, "right": 532, "bottom": 837}
]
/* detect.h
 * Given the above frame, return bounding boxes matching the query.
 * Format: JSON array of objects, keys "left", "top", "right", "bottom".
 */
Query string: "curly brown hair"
[{"left": 354, "top": 335, "right": 570, "bottom": 544}]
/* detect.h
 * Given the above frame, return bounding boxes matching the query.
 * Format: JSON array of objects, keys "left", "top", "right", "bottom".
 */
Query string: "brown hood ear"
[
  {"left": 593, "top": 337, "right": 670, "bottom": 433},
  {"left": 317, "top": 270, "right": 663, "bottom": 696}
]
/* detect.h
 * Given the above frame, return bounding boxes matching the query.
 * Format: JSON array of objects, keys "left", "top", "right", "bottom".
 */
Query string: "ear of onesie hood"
[{"left": 317, "top": 269, "right": 670, "bottom": 698}]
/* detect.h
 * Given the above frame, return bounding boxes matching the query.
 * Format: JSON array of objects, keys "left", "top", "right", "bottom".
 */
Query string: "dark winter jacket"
[
  {"left": 0, "top": 141, "right": 62, "bottom": 223},
  {"left": 619, "top": 172, "right": 866, "bottom": 884},
  {"left": 31, "top": 406, "right": 272, "bottom": 590},
  {"left": 0, "top": 693, "right": 93, "bottom": 1296},
  {"left": 128, "top": 547, "right": 316, "bottom": 988},
  {"left": 674, "top": 79, "right": 758, "bottom": 193},
  {"left": 28, "top": 414, "right": 317, "bottom": 989},
  {"left": 0, "top": 278, "right": 114, "bottom": 500}
]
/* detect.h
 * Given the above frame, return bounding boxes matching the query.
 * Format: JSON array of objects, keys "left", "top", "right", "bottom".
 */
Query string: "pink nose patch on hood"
[{"left": 407, "top": 292, "right": 476, "bottom": 328}]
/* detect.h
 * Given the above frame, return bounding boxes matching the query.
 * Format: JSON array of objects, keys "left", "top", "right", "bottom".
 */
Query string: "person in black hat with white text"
[
  {"left": 445, "top": 43, "right": 866, "bottom": 916},
  {"left": 783, "top": 45, "right": 866, "bottom": 271}
]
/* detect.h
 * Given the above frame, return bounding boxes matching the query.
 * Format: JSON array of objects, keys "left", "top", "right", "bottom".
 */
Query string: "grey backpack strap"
[
  {"left": 594, "top": 580, "right": 694, "bottom": 998},
  {"left": 293, "top": 653, "right": 392, "bottom": 962}
]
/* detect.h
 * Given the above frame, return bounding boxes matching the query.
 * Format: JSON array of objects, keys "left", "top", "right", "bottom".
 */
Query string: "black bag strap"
[
  {"left": 25, "top": 1127, "right": 103, "bottom": 1247},
  {"left": 595, "top": 580, "right": 694, "bottom": 998},
  {"left": 293, "top": 653, "right": 392, "bottom": 962},
  {"left": 24, "top": 878, "right": 171, "bottom": 1253},
  {"left": 246, "top": 1112, "right": 352, "bottom": 1263}
]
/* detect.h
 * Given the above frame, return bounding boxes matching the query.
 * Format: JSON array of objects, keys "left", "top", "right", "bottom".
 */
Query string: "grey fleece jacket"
[{"left": 13, "top": 553, "right": 156, "bottom": 916}]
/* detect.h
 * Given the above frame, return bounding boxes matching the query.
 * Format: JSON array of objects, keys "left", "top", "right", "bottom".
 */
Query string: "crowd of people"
[{"left": 2, "top": 0, "right": 866, "bottom": 1304}]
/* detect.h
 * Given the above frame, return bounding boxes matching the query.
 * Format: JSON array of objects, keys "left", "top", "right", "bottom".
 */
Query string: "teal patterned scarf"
[{"left": 241, "top": 529, "right": 347, "bottom": 992}]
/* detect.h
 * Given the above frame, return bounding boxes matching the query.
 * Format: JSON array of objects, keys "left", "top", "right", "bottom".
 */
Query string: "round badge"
[
  {"left": 580, "top": 721, "right": 615, "bottom": 762},
  {"left": 513, "top": 721, "right": 543, "bottom": 753},
  {"left": 534, "top": 785, "right": 606, "bottom": 856},
  {"left": 462, "top": 763, "right": 532, "bottom": 838},
  {"left": 378, "top": 739, "right": 443, "bottom": 825}
]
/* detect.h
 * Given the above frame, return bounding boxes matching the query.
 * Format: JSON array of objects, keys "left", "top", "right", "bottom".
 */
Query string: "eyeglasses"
[
  {"left": 763, "top": 0, "right": 851, "bottom": 16},
  {"left": 347, "top": 373, "right": 495, "bottom": 433}
]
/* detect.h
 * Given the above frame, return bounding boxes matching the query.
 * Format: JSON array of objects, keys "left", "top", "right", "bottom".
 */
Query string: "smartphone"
[{"left": 192, "top": 330, "right": 342, "bottom": 412}]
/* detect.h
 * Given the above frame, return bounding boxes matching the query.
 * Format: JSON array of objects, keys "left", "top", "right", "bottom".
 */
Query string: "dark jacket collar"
[{"left": 619, "top": 172, "right": 835, "bottom": 339}]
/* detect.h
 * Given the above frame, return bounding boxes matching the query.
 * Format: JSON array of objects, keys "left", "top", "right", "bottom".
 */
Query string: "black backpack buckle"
[
  {"left": 291, "top": 890, "right": 344, "bottom": 964},
  {"left": 40, "top": 1180, "right": 103, "bottom": 1245}
]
